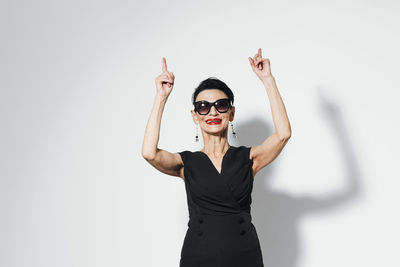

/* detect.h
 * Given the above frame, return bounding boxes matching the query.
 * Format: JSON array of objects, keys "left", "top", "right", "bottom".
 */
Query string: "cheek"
[
  {"left": 220, "top": 115, "right": 230, "bottom": 126},
  {"left": 223, "top": 113, "right": 230, "bottom": 120}
]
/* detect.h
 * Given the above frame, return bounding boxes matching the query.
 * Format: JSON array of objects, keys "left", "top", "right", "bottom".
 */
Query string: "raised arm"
[
  {"left": 141, "top": 57, "right": 184, "bottom": 179},
  {"left": 248, "top": 48, "right": 292, "bottom": 176}
]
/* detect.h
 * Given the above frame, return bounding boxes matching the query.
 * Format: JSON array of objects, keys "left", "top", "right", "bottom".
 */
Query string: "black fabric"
[{"left": 178, "top": 145, "right": 264, "bottom": 267}]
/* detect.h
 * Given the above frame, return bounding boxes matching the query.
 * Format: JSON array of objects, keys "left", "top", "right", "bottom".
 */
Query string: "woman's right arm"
[{"left": 141, "top": 57, "right": 184, "bottom": 179}]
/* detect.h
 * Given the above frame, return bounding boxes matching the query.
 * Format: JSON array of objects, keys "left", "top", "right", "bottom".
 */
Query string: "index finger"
[
  {"left": 258, "top": 48, "right": 262, "bottom": 57},
  {"left": 162, "top": 57, "right": 168, "bottom": 72}
]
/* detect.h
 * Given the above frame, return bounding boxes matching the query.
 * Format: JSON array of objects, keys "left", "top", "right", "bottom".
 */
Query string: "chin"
[{"left": 205, "top": 128, "right": 227, "bottom": 135}]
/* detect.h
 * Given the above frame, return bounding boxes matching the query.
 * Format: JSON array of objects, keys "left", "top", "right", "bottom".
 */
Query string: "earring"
[
  {"left": 230, "top": 122, "right": 237, "bottom": 138},
  {"left": 195, "top": 124, "right": 199, "bottom": 142}
]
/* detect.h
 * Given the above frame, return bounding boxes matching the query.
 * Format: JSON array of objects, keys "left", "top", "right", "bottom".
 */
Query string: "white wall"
[{"left": 1, "top": 0, "right": 399, "bottom": 266}]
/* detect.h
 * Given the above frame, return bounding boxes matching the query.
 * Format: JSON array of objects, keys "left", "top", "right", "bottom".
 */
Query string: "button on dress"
[{"left": 178, "top": 145, "right": 264, "bottom": 267}]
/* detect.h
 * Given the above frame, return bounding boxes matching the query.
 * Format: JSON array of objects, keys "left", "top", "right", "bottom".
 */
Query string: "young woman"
[{"left": 142, "top": 48, "right": 291, "bottom": 267}]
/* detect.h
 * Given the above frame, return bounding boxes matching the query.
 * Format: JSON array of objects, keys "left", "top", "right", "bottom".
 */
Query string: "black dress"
[{"left": 178, "top": 145, "right": 264, "bottom": 267}]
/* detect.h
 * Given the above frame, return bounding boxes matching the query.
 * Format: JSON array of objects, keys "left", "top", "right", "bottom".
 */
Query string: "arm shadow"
[{"left": 231, "top": 87, "right": 364, "bottom": 267}]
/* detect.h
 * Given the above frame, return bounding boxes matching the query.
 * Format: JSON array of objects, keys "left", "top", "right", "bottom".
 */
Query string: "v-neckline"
[{"left": 197, "top": 146, "right": 234, "bottom": 175}]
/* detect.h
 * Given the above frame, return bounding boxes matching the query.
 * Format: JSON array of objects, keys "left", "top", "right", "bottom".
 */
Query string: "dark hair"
[{"left": 192, "top": 77, "right": 234, "bottom": 106}]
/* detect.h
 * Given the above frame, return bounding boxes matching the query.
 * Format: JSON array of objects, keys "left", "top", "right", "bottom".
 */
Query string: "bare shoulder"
[
  {"left": 143, "top": 149, "right": 185, "bottom": 180},
  {"left": 249, "top": 133, "right": 290, "bottom": 176}
]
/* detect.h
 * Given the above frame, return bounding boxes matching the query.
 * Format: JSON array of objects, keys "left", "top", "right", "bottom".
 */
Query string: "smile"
[{"left": 206, "top": 119, "right": 222, "bottom": 125}]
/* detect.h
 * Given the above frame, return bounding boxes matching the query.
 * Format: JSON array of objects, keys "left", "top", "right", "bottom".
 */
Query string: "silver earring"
[
  {"left": 195, "top": 124, "right": 199, "bottom": 142},
  {"left": 230, "top": 122, "right": 236, "bottom": 138}
]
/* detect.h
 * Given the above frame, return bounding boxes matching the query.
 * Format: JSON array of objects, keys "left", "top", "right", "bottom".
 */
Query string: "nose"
[{"left": 209, "top": 105, "right": 218, "bottom": 115}]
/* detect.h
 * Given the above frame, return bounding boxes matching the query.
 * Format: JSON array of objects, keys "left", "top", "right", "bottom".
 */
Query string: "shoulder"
[
  {"left": 178, "top": 150, "right": 197, "bottom": 164},
  {"left": 235, "top": 145, "right": 251, "bottom": 153},
  {"left": 230, "top": 145, "right": 252, "bottom": 162}
]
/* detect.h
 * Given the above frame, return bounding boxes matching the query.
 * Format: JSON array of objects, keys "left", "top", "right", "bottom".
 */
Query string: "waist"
[{"left": 189, "top": 211, "right": 252, "bottom": 223}]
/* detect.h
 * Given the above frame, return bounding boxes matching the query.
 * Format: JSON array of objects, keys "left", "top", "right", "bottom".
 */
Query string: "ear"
[
  {"left": 190, "top": 109, "right": 199, "bottom": 124},
  {"left": 229, "top": 106, "right": 235, "bottom": 121}
]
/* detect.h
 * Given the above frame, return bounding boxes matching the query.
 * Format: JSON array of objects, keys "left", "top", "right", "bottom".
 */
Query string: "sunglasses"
[{"left": 194, "top": 98, "right": 232, "bottom": 115}]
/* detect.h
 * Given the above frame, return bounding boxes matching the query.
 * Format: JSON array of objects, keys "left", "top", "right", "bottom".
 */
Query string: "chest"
[{"left": 185, "top": 152, "right": 252, "bottom": 195}]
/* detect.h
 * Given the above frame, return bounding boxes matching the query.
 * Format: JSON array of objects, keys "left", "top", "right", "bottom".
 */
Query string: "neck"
[{"left": 201, "top": 131, "right": 230, "bottom": 156}]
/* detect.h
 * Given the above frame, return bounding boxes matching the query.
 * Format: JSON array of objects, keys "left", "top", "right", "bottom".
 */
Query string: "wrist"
[
  {"left": 155, "top": 93, "right": 169, "bottom": 103},
  {"left": 261, "top": 76, "right": 275, "bottom": 86}
]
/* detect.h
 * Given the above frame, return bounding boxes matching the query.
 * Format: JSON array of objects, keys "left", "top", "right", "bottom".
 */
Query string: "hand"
[
  {"left": 248, "top": 48, "right": 273, "bottom": 82},
  {"left": 155, "top": 57, "right": 175, "bottom": 98}
]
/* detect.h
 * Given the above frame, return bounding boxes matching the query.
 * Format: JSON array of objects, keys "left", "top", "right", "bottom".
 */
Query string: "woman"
[{"left": 142, "top": 48, "right": 291, "bottom": 267}]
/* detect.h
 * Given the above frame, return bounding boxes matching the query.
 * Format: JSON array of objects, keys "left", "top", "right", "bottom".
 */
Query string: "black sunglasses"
[{"left": 194, "top": 98, "right": 232, "bottom": 115}]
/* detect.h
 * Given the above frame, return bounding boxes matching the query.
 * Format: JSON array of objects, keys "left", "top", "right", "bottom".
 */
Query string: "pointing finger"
[
  {"left": 162, "top": 57, "right": 168, "bottom": 72},
  {"left": 258, "top": 48, "right": 262, "bottom": 57}
]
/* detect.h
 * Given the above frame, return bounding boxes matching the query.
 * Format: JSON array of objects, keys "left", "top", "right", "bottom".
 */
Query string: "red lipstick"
[{"left": 206, "top": 119, "right": 222, "bottom": 125}]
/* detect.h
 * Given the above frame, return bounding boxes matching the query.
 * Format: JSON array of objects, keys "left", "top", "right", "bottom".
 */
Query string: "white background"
[{"left": 1, "top": 0, "right": 399, "bottom": 266}]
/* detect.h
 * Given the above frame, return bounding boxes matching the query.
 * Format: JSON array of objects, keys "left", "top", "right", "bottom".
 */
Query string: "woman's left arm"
[{"left": 248, "top": 48, "right": 292, "bottom": 176}]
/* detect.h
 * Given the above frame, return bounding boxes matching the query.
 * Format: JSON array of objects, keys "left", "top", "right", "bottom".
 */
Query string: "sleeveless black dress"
[{"left": 178, "top": 145, "right": 264, "bottom": 267}]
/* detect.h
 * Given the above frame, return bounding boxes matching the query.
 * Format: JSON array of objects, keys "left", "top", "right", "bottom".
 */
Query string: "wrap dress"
[{"left": 178, "top": 145, "right": 264, "bottom": 267}]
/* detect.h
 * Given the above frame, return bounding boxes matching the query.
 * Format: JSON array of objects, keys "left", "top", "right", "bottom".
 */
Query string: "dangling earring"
[
  {"left": 195, "top": 124, "right": 199, "bottom": 142},
  {"left": 230, "top": 122, "right": 236, "bottom": 138}
]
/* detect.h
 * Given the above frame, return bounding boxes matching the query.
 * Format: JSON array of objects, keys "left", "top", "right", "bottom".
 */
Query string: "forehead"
[{"left": 195, "top": 89, "right": 228, "bottom": 102}]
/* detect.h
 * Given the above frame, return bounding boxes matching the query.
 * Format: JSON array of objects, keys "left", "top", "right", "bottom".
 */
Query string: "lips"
[{"left": 206, "top": 118, "right": 222, "bottom": 125}]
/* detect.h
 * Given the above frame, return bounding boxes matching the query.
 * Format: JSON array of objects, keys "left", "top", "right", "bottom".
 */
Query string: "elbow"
[
  {"left": 142, "top": 153, "right": 155, "bottom": 162},
  {"left": 278, "top": 131, "right": 291, "bottom": 141},
  {"left": 141, "top": 149, "right": 156, "bottom": 161}
]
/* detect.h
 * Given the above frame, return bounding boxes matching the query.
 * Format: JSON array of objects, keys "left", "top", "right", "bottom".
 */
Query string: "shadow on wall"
[{"left": 234, "top": 87, "right": 363, "bottom": 267}]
